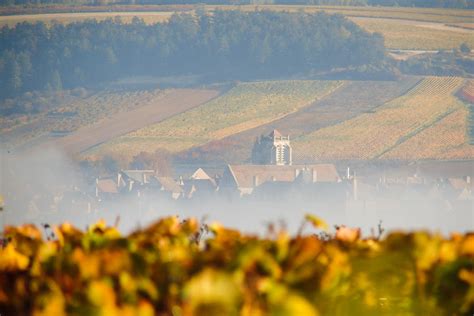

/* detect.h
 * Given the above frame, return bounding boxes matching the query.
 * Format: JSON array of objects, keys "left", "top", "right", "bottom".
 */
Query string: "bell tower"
[{"left": 251, "top": 130, "right": 292, "bottom": 165}]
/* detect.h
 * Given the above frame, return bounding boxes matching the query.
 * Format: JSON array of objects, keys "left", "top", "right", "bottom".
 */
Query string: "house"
[
  {"left": 118, "top": 170, "right": 155, "bottom": 194},
  {"left": 155, "top": 177, "right": 183, "bottom": 200},
  {"left": 180, "top": 168, "right": 218, "bottom": 199},
  {"left": 446, "top": 177, "right": 473, "bottom": 200},
  {"left": 95, "top": 178, "right": 119, "bottom": 200},
  {"left": 219, "top": 164, "right": 340, "bottom": 196}
]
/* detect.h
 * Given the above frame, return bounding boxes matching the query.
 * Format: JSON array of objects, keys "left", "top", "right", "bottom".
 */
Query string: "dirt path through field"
[
  {"left": 42, "top": 89, "right": 219, "bottom": 154},
  {"left": 350, "top": 16, "right": 474, "bottom": 33}
]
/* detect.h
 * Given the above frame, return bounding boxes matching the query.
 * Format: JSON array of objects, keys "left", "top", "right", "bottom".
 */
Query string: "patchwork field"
[
  {"left": 352, "top": 17, "right": 474, "bottom": 50},
  {"left": 83, "top": 76, "right": 474, "bottom": 162},
  {"left": 1, "top": 89, "right": 166, "bottom": 148},
  {"left": 5, "top": 76, "right": 472, "bottom": 162},
  {"left": 0, "top": 11, "right": 174, "bottom": 27},
  {"left": 2, "top": 88, "right": 219, "bottom": 154},
  {"left": 51, "top": 89, "right": 219, "bottom": 154},
  {"left": 381, "top": 106, "right": 474, "bottom": 160},
  {"left": 85, "top": 80, "right": 343, "bottom": 160},
  {"left": 294, "top": 76, "right": 472, "bottom": 161},
  {"left": 181, "top": 78, "right": 419, "bottom": 163},
  {"left": 1, "top": 5, "right": 472, "bottom": 50}
]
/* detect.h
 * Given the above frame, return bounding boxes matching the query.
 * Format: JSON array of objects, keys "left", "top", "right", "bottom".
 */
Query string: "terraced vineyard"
[
  {"left": 381, "top": 106, "right": 474, "bottom": 159},
  {"left": 1, "top": 89, "right": 166, "bottom": 149},
  {"left": 180, "top": 78, "right": 419, "bottom": 163},
  {"left": 88, "top": 80, "right": 342, "bottom": 160},
  {"left": 458, "top": 79, "right": 474, "bottom": 144},
  {"left": 294, "top": 76, "right": 472, "bottom": 161}
]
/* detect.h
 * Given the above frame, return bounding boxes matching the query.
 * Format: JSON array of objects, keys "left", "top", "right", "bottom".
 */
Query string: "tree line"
[
  {"left": 0, "top": 10, "right": 386, "bottom": 99},
  {"left": 1, "top": 0, "right": 473, "bottom": 8}
]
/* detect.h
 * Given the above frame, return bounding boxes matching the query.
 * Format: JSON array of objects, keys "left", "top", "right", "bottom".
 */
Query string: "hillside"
[
  {"left": 85, "top": 80, "right": 342, "bottom": 160},
  {"left": 85, "top": 76, "right": 474, "bottom": 163},
  {"left": 179, "top": 78, "right": 419, "bottom": 163},
  {"left": 1, "top": 88, "right": 220, "bottom": 153},
  {"left": 294, "top": 76, "right": 474, "bottom": 161},
  {"left": 4, "top": 76, "right": 472, "bottom": 162}
]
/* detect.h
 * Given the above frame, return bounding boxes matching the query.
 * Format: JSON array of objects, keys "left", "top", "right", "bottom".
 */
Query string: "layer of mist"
[{"left": 1, "top": 147, "right": 472, "bottom": 236}]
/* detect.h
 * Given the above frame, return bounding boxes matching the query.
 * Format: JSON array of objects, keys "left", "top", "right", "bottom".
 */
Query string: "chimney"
[
  {"left": 294, "top": 168, "right": 300, "bottom": 179},
  {"left": 95, "top": 178, "right": 99, "bottom": 197},
  {"left": 466, "top": 176, "right": 471, "bottom": 184},
  {"left": 117, "top": 172, "right": 122, "bottom": 187},
  {"left": 353, "top": 172, "right": 358, "bottom": 201},
  {"left": 253, "top": 175, "right": 259, "bottom": 187},
  {"left": 312, "top": 168, "right": 318, "bottom": 183},
  {"left": 347, "top": 167, "right": 350, "bottom": 179}
]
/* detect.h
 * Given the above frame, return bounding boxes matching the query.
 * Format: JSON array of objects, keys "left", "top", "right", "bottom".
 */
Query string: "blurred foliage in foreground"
[{"left": 0, "top": 215, "right": 473, "bottom": 316}]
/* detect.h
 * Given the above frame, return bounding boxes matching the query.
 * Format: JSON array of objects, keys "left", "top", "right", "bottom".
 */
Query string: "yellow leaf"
[
  {"left": 459, "top": 269, "right": 474, "bottom": 285},
  {"left": 460, "top": 235, "right": 474, "bottom": 256},
  {"left": 33, "top": 290, "right": 66, "bottom": 316},
  {"left": 0, "top": 243, "right": 29, "bottom": 271},
  {"left": 305, "top": 214, "right": 328, "bottom": 231},
  {"left": 88, "top": 279, "right": 117, "bottom": 308},
  {"left": 183, "top": 269, "right": 241, "bottom": 316},
  {"left": 269, "top": 287, "right": 319, "bottom": 316}
]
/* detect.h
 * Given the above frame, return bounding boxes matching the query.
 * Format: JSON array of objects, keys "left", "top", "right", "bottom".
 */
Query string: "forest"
[
  {"left": 1, "top": 0, "right": 473, "bottom": 9},
  {"left": 0, "top": 10, "right": 386, "bottom": 99}
]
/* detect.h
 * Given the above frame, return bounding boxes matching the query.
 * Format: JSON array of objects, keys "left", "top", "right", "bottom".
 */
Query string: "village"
[
  {"left": 68, "top": 130, "right": 472, "bottom": 220},
  {"left": 3, "top": 129, "right": 472, "bottom": 233}
]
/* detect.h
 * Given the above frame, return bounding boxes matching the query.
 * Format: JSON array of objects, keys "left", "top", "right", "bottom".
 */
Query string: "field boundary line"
[
  {"left": 207, "top": 81, "right": 345, "bottom": 141},
  {"left": 349, "top": 15, "right": 474, "bottom": 24},
  {"left": 294, "top": 78, "right": 423, "bottom": 142},
  {"left": 374, "top": 107, "right": 460, "bottom": 159}
]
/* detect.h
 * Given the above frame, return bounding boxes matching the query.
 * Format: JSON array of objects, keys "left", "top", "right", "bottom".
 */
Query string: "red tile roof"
[
  {"left": 97, "top": 179, "right": 118, "bottom": 194},
  {"left": 226, "top": 164, "right": 340, "bottom": 188}
]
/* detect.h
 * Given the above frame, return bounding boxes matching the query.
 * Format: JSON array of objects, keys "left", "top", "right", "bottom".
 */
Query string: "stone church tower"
[{"left": 251, "top": 130, "right": 292, "bottom": 165}]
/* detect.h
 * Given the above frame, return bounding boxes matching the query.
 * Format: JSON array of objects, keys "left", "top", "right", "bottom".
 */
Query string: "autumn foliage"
[{"left": 0, "top": 216, "right": 473, "bottom": 316}]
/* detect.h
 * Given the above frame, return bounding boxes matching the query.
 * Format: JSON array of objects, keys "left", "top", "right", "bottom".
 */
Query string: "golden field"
[
  {"left": 293, "top": 77, "right": 473, "bottom": 160},
  {"left": 86, "top": 80, "right": 342, "bottom": 160}
]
